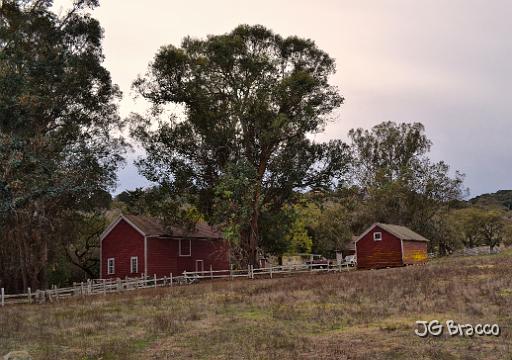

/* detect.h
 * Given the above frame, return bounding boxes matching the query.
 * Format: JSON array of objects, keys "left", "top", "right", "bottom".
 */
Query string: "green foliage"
[
  {"left": 503, "top": 223, "right": 512, "bottom": 246},
  {"left": 283, "top": 218, "right": 312, "bottom": 254},
  {"left": 449, "top": 207, "right": 486, "bottom": 248},
  {"left": 259, "top": 201, "right": 316, "bottom": 256},
  {"left": 312, "top": 202, "right": 353, "bottom": 256},
  {"left": 349, "top": 121, "right": 432, "bottom": 185},
  {"left": 211, "top": 161, "right": 259, "bottom": 246},
  {"left": 282, "top": 203, "right": 317, "bottom": 254},
  {"left": 115, "top": 188, "right": 148, "bottom": 214},
  {"left": 47, "top": 251, "right": 74, "bottom": 288},
  {"left": 260, "top": 210, "right": 295, "bottom": 255},
  {"left": 115, "top": 186, "right": 204, "bottom": 231},
  {"left": 478, "top": 210, "right": 508, "bottom": 249},
  {"left": 424, "top": 210, "right": 464, "bottom": 254},
  {"left": 448, "top": 207, "right": 510, "bottom": 250}
]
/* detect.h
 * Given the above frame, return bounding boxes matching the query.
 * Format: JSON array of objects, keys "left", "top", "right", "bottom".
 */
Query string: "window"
[
  {"left": 130, "top": 256, "right": 138, "bottom": 273},
  {"left": 107, "top": 258, "right": 115, "bottom": 274},
  {"left": 373, "top": 232, "right": 382, "bottom": 241},
  {"left": 179, "top": 239, "right": 191, "bottom": 256}
]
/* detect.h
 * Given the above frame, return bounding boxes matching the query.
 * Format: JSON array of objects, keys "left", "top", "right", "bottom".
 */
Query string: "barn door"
[{"left": 195, "top": 259, "right": 204, "bottom": 273}]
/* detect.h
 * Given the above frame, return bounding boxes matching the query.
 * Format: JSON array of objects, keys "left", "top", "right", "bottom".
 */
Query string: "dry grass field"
[{"left": 1, "top": 252, "right": 512, "bottom": 360}]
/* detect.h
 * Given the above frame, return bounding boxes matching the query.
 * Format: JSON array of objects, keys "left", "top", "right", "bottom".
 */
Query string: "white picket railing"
[
  {"left": 183, "top": 262, "right": 353, "bottom": 280},
  {"left": 0, "top": 261, "right": 353, "bottom": 307},
  {"left": 451, "top": 246, "right": 501, "bottom": 257}
]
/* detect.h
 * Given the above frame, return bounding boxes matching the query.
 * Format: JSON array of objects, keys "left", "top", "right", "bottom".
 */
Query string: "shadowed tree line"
[
  {"left": 0, "top": 0, "right": 124, "bottom": 292},
  {"left": 1, "top": 1, "right": 510, "bottom": 291}
]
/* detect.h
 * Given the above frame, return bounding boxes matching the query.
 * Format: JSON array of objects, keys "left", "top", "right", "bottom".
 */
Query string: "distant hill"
[{"left": 469, "top": 190, "right": 512, "bottom": 210}]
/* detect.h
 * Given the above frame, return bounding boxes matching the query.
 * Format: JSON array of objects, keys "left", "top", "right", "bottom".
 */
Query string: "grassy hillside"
[
  {"left": 470, "top": 190, "right": 512, "bottom": 210},
  {"left": 1, "top": 253, "right": 511, "bottom": 360}
]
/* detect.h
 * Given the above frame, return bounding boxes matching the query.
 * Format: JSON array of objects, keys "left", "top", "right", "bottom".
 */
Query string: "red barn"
[
  {"left": 100, "top": 214, "right": 230, "bottom": 279},
  {"left": 355, "top": 223, "right": 429, "bottom": 269}
]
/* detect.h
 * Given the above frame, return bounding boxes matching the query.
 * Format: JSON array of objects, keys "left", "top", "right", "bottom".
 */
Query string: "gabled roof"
[
  {"left": 101, "top": 214, "right": 223, "bottom": 240},
  {"left": 123, "top": 214, "right": 166, "bottom": 236},
  {"left": 355, "top": 223, "right": 429, "bottom": 243}
]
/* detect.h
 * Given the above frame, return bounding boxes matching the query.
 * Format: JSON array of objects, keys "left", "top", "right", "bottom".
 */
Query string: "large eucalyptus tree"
[{"left": 133, "top": 25, "right": 349, "bottom": 265}]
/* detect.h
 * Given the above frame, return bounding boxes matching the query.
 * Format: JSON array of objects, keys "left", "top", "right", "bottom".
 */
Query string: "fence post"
[
  {"left": 270, "top": 265, "right": 273, "bottom": 279},
  {"left": 170, "top": 273, "right": 173, "bottom": 287},
  {"left": 154, "top": 274, "right": 157, "bottom": 288},
  {"left": 1, "top": 288, "right": 4, "bottom": 307},
  {"left": 230, "top": 265, "right": 233, "bottom": 280}
]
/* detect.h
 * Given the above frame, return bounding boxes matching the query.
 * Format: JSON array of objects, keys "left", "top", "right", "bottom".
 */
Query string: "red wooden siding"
[
  {"left": 356, "top": 226, "right": 403, "bottom": 269},
  {"left": 101, "top": 219, "right": 145, "bottom": 279},
  {"left": 146, "top": 237, "right": 178, "bottom": 277},
  {"left": 402, "top": 240, "right": 428, "bottom": 265},
  {"left": 176, "top": 239, "right": 230, "bottom": 274},
  {"left": 146, "top": 238, "right": 229, "bottom": 277}
]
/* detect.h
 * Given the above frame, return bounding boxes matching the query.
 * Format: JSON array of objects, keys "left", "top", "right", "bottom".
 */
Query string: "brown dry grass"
[{"left": 1, "top": 252, "right": 512, "bottom": 359}]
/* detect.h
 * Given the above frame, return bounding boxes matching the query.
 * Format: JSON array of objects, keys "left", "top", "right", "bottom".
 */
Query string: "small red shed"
[
  {"left": 100, "top": 214, "right": 230, "bottom": 279},
  {"left": 355, "top": 223, "right": 429, "bottom": 269}
]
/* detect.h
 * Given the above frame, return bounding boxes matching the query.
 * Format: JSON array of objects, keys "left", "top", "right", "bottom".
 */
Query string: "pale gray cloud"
[{"left": 53, "top": 0, "right": 512, "bottom": 196}]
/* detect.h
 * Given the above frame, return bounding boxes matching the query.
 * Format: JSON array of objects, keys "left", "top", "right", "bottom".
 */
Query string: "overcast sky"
[{"left": 55, "top": 0, "right": 512, "bottom": 197}]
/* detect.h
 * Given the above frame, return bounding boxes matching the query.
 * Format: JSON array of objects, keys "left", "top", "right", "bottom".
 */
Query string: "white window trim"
[
  {"left": 107, "top": 258, "right": 115, "bottom": 275},
  {"left": 373, "top": 232, "right": 382, "bottom": 241},
  {"left": 130, "top": 256, "right": 138, "bottom": 273},
  {"left": 179, "top": 239, "right": 192, "bottom": 257}
]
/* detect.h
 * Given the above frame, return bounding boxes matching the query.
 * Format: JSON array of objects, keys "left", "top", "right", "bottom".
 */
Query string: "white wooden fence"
[
  {"left": 451, "top": 246, "right": 501, "bottom": 257},
  {"left": 0, "top": 262, "right": 353, "bottom": 307}
]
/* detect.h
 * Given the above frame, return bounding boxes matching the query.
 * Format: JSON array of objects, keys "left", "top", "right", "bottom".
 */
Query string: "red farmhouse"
[
  {"left": 100, "top": 214, "right": 230, "bottom": 279},
  {"left": 355, "top": 223, "right": 429, "bottom": 269}
]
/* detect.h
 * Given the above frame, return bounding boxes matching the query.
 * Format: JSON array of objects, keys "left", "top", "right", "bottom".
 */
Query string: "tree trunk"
[
  {"left": 241, "top": 153, "right": 269, "bottom": 267},
  {"left": 17, "top": 234, "right": 28, "bottom": 291},
  {"left": 248, "top": 206, "right": 259, "bottom": 267},
  {"left": 438, "top": 240, "right": 452, "bottom": 256},
  {"left": 239, "top": 194, "right": 260, "bottom": 267},
  {"left": 39, "top": 236, "right": 49, "bottom": 290}
]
